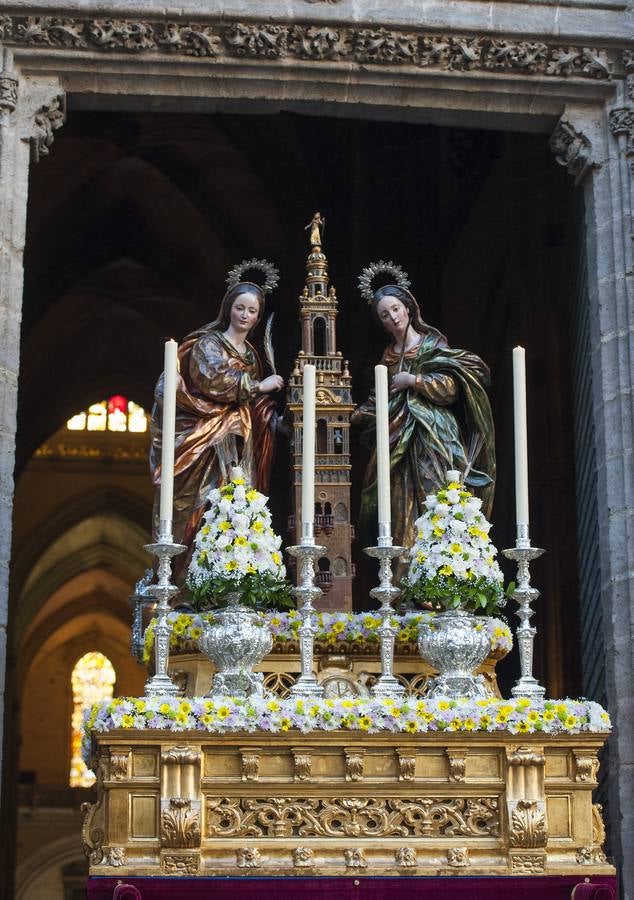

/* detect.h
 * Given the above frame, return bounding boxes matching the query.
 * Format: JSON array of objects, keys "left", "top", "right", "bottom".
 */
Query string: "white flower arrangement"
[
  {"left": 402, "top": 471, "right": 507, "bottom": 615},
  {"left": 186, "top": 467, "right": 291, "bottom": 610}
]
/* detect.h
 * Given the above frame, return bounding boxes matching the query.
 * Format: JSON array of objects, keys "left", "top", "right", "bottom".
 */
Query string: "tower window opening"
[
  {"left": 313, "top": 317, "right": 327, "bottom": 356},
  {"left": 316, "top": 419, "right": 328, "bottom": 454}
]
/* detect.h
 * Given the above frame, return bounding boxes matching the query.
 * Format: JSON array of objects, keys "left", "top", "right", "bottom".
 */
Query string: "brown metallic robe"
[{"left": 150, "top": 328, "right": 277, "bottom": 577}]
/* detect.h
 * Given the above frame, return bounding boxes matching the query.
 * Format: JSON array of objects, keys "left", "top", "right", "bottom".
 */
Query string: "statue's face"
[
  {"left": 376, "top": 295, "right": 409, "bottom": 339},
  {"left": 229, "top": 291, "right": 261, "bottom": 334}
]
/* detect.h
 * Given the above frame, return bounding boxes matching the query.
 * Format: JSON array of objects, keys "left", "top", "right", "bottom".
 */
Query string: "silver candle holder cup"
[
  {"left": 364, "top": 522, "right": 406, "bottom": 699},
  {"left": 287, "top": 523, "right": 325, "bottom": 698}
]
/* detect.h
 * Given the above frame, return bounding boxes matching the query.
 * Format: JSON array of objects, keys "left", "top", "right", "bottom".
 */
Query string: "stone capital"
[
  {"left": 17, "top": 78, "right": 66, "bottom": 163},
  {"left": 608, "top": 105, "right": 634, "bottom": 172},
  {"left": 548, "top": 116, "right": 598, "bottom": 185},
  {"left": 0, "top": 49, "right": 18, "bottom": 112}
]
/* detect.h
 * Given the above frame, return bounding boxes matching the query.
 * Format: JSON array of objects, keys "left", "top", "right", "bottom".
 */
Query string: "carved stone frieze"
[
  {"left": 241, "top": 749, "right": 260, "bottom": 782},
  {"left": 345, "top": 748, "right": 365, "bottom": 782},
  {"left": 0, "top": 15, "right": 619, "bottom": 82},
  {"left": 162, "top": 852, "right": 200, "bottom": 875},
  {"left": 609, "top": 107, "right": 634, "bottom": 172},
  {"left": 25, "top": 94, "right": 66, "bottom": 163},
  {"left": 508, "top": 800, "right": 548, "bottom": 848},
  {"left": 81, "top": 799, "right": 105, "bottom": 866},
  {"left": 344, "top": 848, "right": 367, "bottom": 868},
  {"left": 237, "top": 847, "right": 262, "bottom": 868},
  {"left": 293, "top": 846, "right": 315, "bottom": 867},
  {"left": 548, "top": 118, "right": 597, "bottom": 184},
  {"left": 624, "top": 50, "right": 634, "bottom": 100},
  {"left": 447, "top": 846, "right": 470, "bottom": 868},
  {"left": 573, "top": 751, "right": 600, "bottom": 783},
  {"left": 205, "top": 796, "right": 500, "bottom": 838},
  {"left": 161, "top": 798, "right": 201, "bottom": 849},
  {"left": 395, "top": 847, "right": 417, "bottom": 867},
  {"left": 0, "top": 75, "right": 18, "bottom": 112}
]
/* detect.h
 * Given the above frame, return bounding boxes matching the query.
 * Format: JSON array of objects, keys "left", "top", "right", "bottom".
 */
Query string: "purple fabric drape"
[{"left": 88, "top": 876, "right": 617, "bottom": 900}]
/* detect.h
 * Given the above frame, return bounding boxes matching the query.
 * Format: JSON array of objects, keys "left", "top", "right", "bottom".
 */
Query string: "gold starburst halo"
[
  {"left": 226, "top": 258, "right": 280, "bottom": 295},
  {"left": 358, "top": 260, "right": 411, "bottom": 304}
]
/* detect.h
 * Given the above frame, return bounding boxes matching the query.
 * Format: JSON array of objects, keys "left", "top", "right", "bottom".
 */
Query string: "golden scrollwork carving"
[
  {"left": 507, "top": 746, "right": 545, "bottom": 767},
  {"left": 205, "top": 796, "right": 500, "bottom": 838},
  {"left": 241, "top": 749, "right": 261, "bottom": 782},
  {"left": 395, "top": 847, "right": 417, "bottom": 867},
  {"left": 237, "top": 847, "right": 262, "bottom": 868},
  {"left": 397, "top": 750, "right": 416, "bottom": 782},
  {"left": 109, "top": 751, "right": 129, "bottom": 780},
  {"left": 508, "top": 800, "right": 547, "bottom": 848},
  {"left": 103, "top": 847, "right": 126, "bottom": 867},
  {"left": 510, "top": 852, "right": 546, "bottom": 873},
  {"left": 293, "top": 846, "right": 315, "bottom": 867},
  {"left": 593, "top": 803, "right": 607, "bottom": 849},
  {"left": 445, "top": 749, "right": 467, "bottom": 782},
  {"left": 161, "top": 798, "right": 201, "bottom": 848},
  {"left": 293, "top": 751, "right": 312, "bottom": 781},
  {"left": 344, "top": 748, "right": 365, "bottom": 782},
  {"left": 162, "top": 746, "right": 201, "bottom": 766},
  {"left": 81, "top": 799, "right": 105, "bottom": 865},
  {"left": 447, "top": 847, "right": 470, "bottom": 868},
  {"left": 574, "top": 752, "right": 600, "bottom": 783},
  {"left": 162, "top": 853, "right": 200, "bottom": 875},
  {"left": 344, "top": 848, "right": 367, "bottom": 868}
]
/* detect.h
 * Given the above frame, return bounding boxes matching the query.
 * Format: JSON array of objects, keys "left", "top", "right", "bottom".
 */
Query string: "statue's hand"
[
  {"left": 390, "top": 372, "right": 415, "bottom": 393},
  {"left": 259, "top": 374, "right": 285, "bottom": 393}
]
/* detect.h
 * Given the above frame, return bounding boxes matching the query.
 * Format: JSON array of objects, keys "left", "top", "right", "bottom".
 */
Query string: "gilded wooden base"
[{"left": 83, "top": 730, "right": 613, "bottom": 878}]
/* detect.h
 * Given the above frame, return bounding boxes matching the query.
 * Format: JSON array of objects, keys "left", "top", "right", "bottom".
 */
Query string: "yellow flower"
[
  {"left": 219, "top": 520, "right": 231, "bottom": 532},
  {"left": 450, "top": 543, "right": 462, "bottom": 554},
  {"left": 179, "top": 701, "right": 192, "bottom": 714},
  {"left": 121, "top": 714, "right": 135, "bottom": 728},
  {"left": 416, "top": 551, "right": 426, "bottom": 563},
  {"left": 565, "top": 715, "right": 579, "bottom": 729},
  {"left": 332, "top": 621, "right": 345, "bottom": 634},
  {"left": 267, "top": 699, "right": 281, "bottom": 712},
  {"left": 246, "top": 489, "right": 259, "bottom": 501},
  {"left": 233, "top": 477, "right": 245, "bottom": 485},
  {"left": 159, "top": 703, "right": 172, "bottom": 715},
  {"left": 431, "top": 515, "right": 440, "bottom": 525},
  {"left": 234, "top": 536, "right": 248, "bottom": 546},
  {"left": 135, "top": 700, "right": 146, "bottom": 712},
  {"left": 448, "top": 481, "right": 461, "bottom": 490},
  {"left": 527, "top": 711, "right": 540, "bottom": 723},
  {"left": 496, "top": 712, "right": 509, "bottom": 724},
  {"left": 359, "top": 716, "right": 372, "bottom": 731},
  {"left": 190, "top": 627, "right": 202, "bottom": 639},
  {"left": 405, "top": 719, "right": 419, "bottom": 733},
  {"left": 175, "top": 712, "right": 188, "bottom": 725},
  {"left": 422, "top": 712, "right": 435, "bottom": 724},
  {"left": 246, "top": 563, "right": 256, "bottom": 574},
  {"left": 280, "top": 717, "right": 291, "bottom": 731},
  {"left": 479, "top": 714, "right": 492, "bottom": 729},
  {"left": 433, "top": 527, "right": 446, "bottom": 538},
  {"left": 449, "top": 717, "right": 463, "bottom": 731},
  {"left": 217, "top": 706, "right": 230, "bottom": 720},
  {"left": 543, "top": 710, "right": 555, "bottom": 722},
  {"left": 464, "top": 718, "right": 476, "bottom": 731},
  {"left": 438, "top": 701, "right": 451, "bottom": 711},
  {"left": 225, "top": 560, "right": 238, "bottom": 571},
  {"left": 272, "top": 552, "right": 282, "bottom": 565},
  {"left": 201, "top": 713, "right": 214, "bottom": 726},
  {"left": 439, "top": 564, "right": 453, "bottom": 576},
  {"left": 309, "top": 704, "right": 320, "bottom": 717},
  {"left": 201, "top": 525, "right": 210, "bottom": 536},
  {"left": 252, "top": 520, "right": 264, "bottom": 532}
]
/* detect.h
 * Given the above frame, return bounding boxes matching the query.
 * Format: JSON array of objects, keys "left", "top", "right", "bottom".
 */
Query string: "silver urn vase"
[
  {"left": 197, "top": 593, "right": 273, "bottom": 698},
  {"left": 418, "top": 609, "right": 490, "bottom": 698}
]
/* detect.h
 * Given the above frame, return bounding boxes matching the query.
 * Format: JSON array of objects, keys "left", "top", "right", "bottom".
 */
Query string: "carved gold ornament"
[
  {"left": 161, "top": 798, "right": 201, "bottom": 849},
  {"left": 508, "top": 800, "right": 548, "bottom": 848},
  {"left": 205, "top": 796, "right": 500, "bottom": 838}
]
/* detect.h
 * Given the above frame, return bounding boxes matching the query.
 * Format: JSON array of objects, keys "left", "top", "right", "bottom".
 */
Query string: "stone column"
[
  {"left": 0, "top": 49, "right": 64, "bottom": 786},
  {"left": 551, "top": 69, "right": 634, "bottom": 897}
]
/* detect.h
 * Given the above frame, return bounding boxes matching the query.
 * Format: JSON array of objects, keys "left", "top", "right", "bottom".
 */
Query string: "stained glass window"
[
  {"left": 66, "top": 397, "right": 148, "bottom": 433},
  {"left": 70, "top": 652, "right": 116, "bottom": 788}
]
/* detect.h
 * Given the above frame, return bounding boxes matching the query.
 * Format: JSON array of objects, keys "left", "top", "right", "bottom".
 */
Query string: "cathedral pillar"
[
  {"left": 551, "top": 74, "right": 634, "bottom": 896},
  {"left": 0, "top": 50, "right": 64, "bottom": 786}
]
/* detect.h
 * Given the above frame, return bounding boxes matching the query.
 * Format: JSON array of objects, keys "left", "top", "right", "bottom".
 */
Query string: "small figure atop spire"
[{"left": 305, "top": 211, "right": 325, "bottom": 248}]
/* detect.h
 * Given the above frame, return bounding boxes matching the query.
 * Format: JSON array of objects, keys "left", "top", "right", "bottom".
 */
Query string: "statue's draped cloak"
[
  {"left": 355, "top": 330, "right": 495, "bottom": 550},
  {"left": 150, "top": 328, "right": 276, "bottom": 573}
]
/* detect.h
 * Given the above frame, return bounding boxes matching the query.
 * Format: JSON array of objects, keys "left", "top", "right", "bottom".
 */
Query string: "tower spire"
[{"left": 288, "top": 214, "right": 355, "bottom": 611}]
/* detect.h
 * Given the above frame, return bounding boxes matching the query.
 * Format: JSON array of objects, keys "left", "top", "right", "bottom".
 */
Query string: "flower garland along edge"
[
  {"left": 83, "top": 695, "right": 611, "bottom": 764},
  {"left": 143, "top": 610, "right": 513, "bottom": 664}
]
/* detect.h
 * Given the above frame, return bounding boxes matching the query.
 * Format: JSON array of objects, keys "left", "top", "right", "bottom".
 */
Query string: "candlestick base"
[
  {"left": 287, "top": 541, "right": 327, "bottom": 698},
  {"left": 364, "top": 543, "right": 406, "bottom": 699}
]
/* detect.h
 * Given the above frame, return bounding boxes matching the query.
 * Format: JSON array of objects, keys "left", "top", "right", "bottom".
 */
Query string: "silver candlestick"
[
  {"left": 144, "top": 519, "right": 186, "bottom": 697},
  {"left": 365, "top": 522, "right": 406, "bottom": 698},
  {"left": 502, "top": 523, "right": 546, "bottom": 699},
  {"left": 287, "top": 523, "right": 325, "bottom": 697}
]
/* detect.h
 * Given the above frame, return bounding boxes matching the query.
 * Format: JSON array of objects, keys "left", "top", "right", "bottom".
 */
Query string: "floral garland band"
[
  {"left": 83, "top": 695, "right": 611, "bottom": 764},
  {"left": 143, "top": 610, "right": 514, "bottom": 664}
]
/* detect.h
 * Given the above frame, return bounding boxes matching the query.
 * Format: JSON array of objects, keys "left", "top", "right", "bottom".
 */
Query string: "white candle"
[
  {"left": 375, "top": 365, "right": 391, "bottom": 528},
  {"left": 159, "top": 339, "right": 178, "bottom": 525},
  {"left": 301, "top": 364, "right": 316, "bottom": 529},
  {"left": 512, "top": 346, "right": 530, "bottom": 527}
]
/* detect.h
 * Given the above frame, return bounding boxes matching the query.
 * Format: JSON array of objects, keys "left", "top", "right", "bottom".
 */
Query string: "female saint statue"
[
  {"left": 150, "top": 259, "right": 284, "bottom": 573},
  {"left": 352, "top": 261, "right": 496, "bottom": 550}
]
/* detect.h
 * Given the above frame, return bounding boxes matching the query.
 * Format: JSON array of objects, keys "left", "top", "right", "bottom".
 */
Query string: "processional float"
[{"left": 82, "top": 217, "right": 614, "bottom": 895}]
